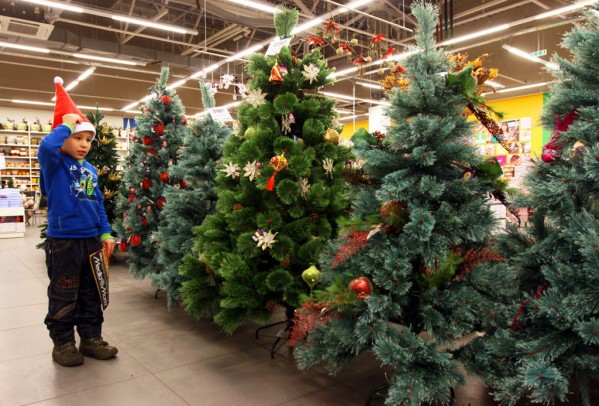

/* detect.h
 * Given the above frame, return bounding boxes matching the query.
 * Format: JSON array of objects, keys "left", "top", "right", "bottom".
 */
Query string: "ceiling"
[{"left": 0, "top": 0, "right": 590, "bottom": 121}]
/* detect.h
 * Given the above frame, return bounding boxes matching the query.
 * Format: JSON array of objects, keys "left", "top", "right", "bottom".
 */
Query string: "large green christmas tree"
[
  {"left": 86, "top": 108, "right": 121, "bottom": 225},
  {"left": 154, "top": 82, "right": 230, "bottom": 309},
  {"left": 459, "top": 9, "right": 599, "bottom": 406},
  {"left": 293, "top": 2, "right": 513, "bottom": 405},
  {"left": 194, "top": 7, "right": 352, "bottom": 333},
  {"left": 114, "top": 66, "right": 188, "bottom": 278}
]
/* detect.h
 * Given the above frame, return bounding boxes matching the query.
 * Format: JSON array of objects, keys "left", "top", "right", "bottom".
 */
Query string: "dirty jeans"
[{"left": 44, "top": 237, "right": 104, "bottom": 344}]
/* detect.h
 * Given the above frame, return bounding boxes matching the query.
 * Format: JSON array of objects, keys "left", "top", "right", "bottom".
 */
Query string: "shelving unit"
[{"left": 0, "top": 128, "right": 46, "bottom": 191}]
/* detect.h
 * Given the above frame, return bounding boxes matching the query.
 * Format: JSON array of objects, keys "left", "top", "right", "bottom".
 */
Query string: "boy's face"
[{"left": 61, "top": 131, "right": 94, "bottom": 160}]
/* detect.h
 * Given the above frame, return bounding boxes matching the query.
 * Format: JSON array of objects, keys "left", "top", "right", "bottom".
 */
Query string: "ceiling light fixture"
[
  {"left": 225, "top": 0, "right": 279, "bottom": 14},
  {"left": 502, "top": 44, "right": 559, "bottom": 70},
  {"left": 339, "top": 114, "right": 367, "bottom": 121},
  {"left": 481, "top": 81, "right": 554, "bottom": 96},
  {"left": 12, "top": 99, "right": 115, "bottom": 111},
  {"left": 534, "top": 0, "right": 596, "bottom": 20},
  {"left": 167, "top": 79, "right": 188, "bottom": 90},
  {"left": 485, "top": 80, "right": 505, "bottom": 89},
  {"left": 190, "top": 64, "right": 221, "bottom": 79},
  {"left": 73, "top": 53, "right": 142, "bottom": 66},
  {"left": 0, "top": 41, "right": 50, "bottom": 53},
  {"left": 321, "top": 91, "right": 390, "bottom": 106},
  {"left": 440, "top": 24, "right": 510, "bottom": 46},
  {"left": 357, "top": 81, "right": 383, "bottom": 90},
  {"left": 111, "top": 15, "right": 198, "bottom": 36},
  {"left": 21, "top": 0, "right": 83, "bottom": 13},
  {"left": 225, "top": 44, "right": 265, "bottom": 62},
  {"left": 291, "top": 18, "right": 324, "bottom": 35}
]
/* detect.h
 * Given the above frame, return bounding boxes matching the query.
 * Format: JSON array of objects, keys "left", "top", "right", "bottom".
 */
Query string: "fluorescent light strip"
[
  {"left": 321, "top": 91, "right": 390, "bottom": 106},
  {"left": 339, "top": 114, "right": 367, "bottom": 121},
  {"left": 22, "top": 0, "right": 83, "bottom": 13},
  {"left": 225, "top": 44, "right": 265, "bottom": 62},
  {"left": 481, "top": 81, "right": 553, "bottom": 96},
  {"left": 167, "top": 79, "right": 188, "bottom": 90},
  {"left": 338, "top": 0, "right": 375, "bottom": 12},
  {"left": 73, "top": 53, "right": 141, "bottom": 66},
  {"left": 111, "top": 15, "right": 198, "bottom": 36},
  {"left": 534, "top": 0, "right": 596, "bottom": 19},
  {"left": 190, "top": 63, "right": 220, "bottom": 79},
  {"left": 502, "top": 45, "right": 559, "bottom": 70},
  {"left": 291, "top": 18, "right": 324, "bottom": 35},
  {"left": 357, "top": 81, "right": 383, "bottom": 90},
  {"left": 226, "top": 0, "right": 279, "bottom": 14},
  {"left": 485, "top": 80, "right": 505, "bottom": 89},
  {"left": 440, "top": 24, "right": 510, "bottom": 46},
  {"left": 0, "top": 41, "right": 49, "bottom": 53},
  {"left": 12, "top": 99, "right": 115, "bottom": 111}
]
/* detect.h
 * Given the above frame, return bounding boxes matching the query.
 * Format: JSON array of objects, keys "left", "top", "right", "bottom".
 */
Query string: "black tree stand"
[{"left": 255, "top": 306, "right": 295, "bottom": 359}]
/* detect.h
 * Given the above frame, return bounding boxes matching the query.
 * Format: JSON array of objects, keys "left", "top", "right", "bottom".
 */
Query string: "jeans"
[{"left": 44, "top": 237, "right": 104, "bottom": 343}]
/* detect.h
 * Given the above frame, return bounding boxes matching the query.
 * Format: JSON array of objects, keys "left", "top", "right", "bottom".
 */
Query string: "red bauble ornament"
[
  {"left": 128, "top": 195, "right": 135, "bottom": 202},
  {"left": 130, "top": 234, "right": 142, "bottom": 247},
  {"left": 141, "top": 216, "right": 149, "bottom": 226},
  {"left": 349, "top": 276, "right": 373, "bottom": 299},
  {"left": 154, "top": 124, "right": 165, "bottom": 136},
  {"left": 146, "top": 148, "right": 157, "bottom": 156},
  {"left": 160, "top": 94, "right": 172, "bottom": 107},
  {"left": 160, "top": 172, "right": 170, "bottom": 182},
  {"left": 181, "top": 115, "right": 187, "bottom": 125},
  {"left": 143, "top": 136, "right": 153, "bottom": 146},
  {"left": 142, "top": 179, "right": 151, "bottom": 189},
  {"left": 541, "top": 149, "right": 559, "bottom": 163},
  {"left": 125, "top": 227, "right": 132, "bottom": 232},
  {"left": 157, "top": 197, "right": 166, "bottom": 209},
  {"left": 179, "top": 180, "right": 187, "bottom": 189},
  {"left": 118, "top": 241, "right": 127, "bottom": 252}
]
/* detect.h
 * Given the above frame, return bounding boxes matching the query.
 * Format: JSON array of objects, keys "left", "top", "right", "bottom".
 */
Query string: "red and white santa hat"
[{"left": 52, "top": 76, "right": 96, "bottom": 137}]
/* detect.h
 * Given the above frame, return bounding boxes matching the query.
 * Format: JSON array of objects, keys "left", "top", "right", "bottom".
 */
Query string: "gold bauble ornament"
[{"left": 324, "top": 128, "right": 340, "bottom": 145}]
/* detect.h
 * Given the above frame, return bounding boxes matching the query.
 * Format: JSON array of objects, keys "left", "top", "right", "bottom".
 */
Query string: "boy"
[{"left": 38, "top": 76, "right": 117, "bottom": 367}]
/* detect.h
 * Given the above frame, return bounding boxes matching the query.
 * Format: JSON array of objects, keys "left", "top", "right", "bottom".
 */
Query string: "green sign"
[{"left": 531, "top": 49, "right": 547, "bottom": 57}]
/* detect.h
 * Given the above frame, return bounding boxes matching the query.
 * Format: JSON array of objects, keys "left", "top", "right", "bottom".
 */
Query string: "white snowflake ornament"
[
  {"left": 299, "top": 178, "right": 310, "bottom": 198},
  {"left": 281, "top": 114, "right": 292, "bottom": 134},
  {"left": 243, "top": 161, "right": 262, "bottom": 181},
  {"left": 323, "top": 158, "right": 334, "bottom": 178},
  {"left": 220, "top": 74, "right": 235, "bottom": 89},
  {"left": 246, "top": 89, "right": 267, "bottom": 107},
  {"left": 302, "top": 63, "right": 320, "bottom": 84},
  {"left": 252, "top": 229, "right": 278, "bottom": 250},
  {"left": 221, "top": 162, "right": 241, "bottom": 179}
]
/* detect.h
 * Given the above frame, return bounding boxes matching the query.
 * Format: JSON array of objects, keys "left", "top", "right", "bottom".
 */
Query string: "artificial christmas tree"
[
  {"left": 459, "top": 9, "right": 599, "bottom": 406},
  {"left": 154, "top": 82, "right": 230, "bottom": 309},
  {"left": 114, "top": 66, "right": 188, "bottom": 279},
  {"left": 86, "top": 108, "right": 120, "bottom": 225},
  {"left": 293, "top": 2, "right": 513, "bottom": 405},
  {"left": 194, "top": 6, "right": 352, "bottom": 333}
]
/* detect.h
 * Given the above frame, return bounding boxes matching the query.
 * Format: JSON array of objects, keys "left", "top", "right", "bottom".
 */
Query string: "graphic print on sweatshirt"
[{"left": 68, "top": 164, "right": 98, "bottom": 200}]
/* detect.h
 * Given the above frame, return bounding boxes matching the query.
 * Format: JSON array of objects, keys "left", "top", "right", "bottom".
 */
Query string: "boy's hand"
[
  {"left": 62, "top": 113, "right": 81, "bottom": 128},
  {"left": 103, "top": 238, "right": 116, "bottom": 258}
]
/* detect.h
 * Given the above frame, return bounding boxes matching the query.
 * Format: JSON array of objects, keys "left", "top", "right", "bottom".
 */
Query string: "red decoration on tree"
[
  {"left": 157, "top": 197, "right": 166, "bottom": 208},
  {"left": 181, "top": 115, "right": 187, "bottom": 125},
  {"left": 541, "top": 109, "right": 578, "bottom": 163},
  {"left": 265, "top": 154, "right": 288, "bottom": 191},
  {"left": 289, "top": 301, "right": 339, "bottom": 345},
  {"left": 455, "top": 246, "right": 505, "bottom": 281},
  {"left": 179, "top": 180, "right": 187, "bottom": 189},
  {"left": 160, "top": 172, "right": 170, "bottom": 182},
  {"left": 382, "top": 47, "right": 396, "bottom": 59},
  {"left": 154, "top": 124, "right": 165, "bottom": 136},
  {"left": 141, "top": 216, "right": 149, "bottom": 227},
  {"left": 349, "top": 276, "right": 373, "bottom": 299},
  {"left": 392, "top": 65, "right": 407, "bottom": 75},
  {"left": 146, "top": 148, "right": 157, "bottom": 156},
  {"left": 370, "top": 34, "right": 384, "bottom": 44},
  {"left": 324, "top": 19, "right": 340, "bottom": 34},
  {"left": 128, "top": 194, "right": 135, "bottom": 202},
  {"left": 129, "top": 234, "right": 142, "bottom": 247},
  {"left": 141, "top": 178, "right": 151, "bottom": 189},
  {"left": 332, "top": 230, "right": 369, "bottom": 268},
  {"left": 118, "top": 241, "right": 127, "bottom": 252},
  {"left": 143, "top": 136, "right": 153, "bottom": 146},
  {"left": 160, "top": 94, "right": 172, "bottom": 107},
  {"left": 308, "top": 36, "right": 324, "bottom": 46}
]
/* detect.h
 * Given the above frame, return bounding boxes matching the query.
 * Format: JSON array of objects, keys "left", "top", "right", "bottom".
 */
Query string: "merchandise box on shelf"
[{"left": 0, "top": 207, "right": 26, "bottom": 238}]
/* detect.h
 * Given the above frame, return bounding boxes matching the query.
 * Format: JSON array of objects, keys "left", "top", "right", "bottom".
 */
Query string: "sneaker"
[
  {"left": 52, "top": 340, "right": 84, "bottom": 367},
  {"left": 79, "top": 337, "right": 118, "bottom": 360}
]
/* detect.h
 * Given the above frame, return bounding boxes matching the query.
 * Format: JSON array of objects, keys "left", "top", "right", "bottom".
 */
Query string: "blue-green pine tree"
[
  {"left": 153, "top": 82, "right": 230, "bottom": 309},
  {"left": 459, "top": 8, "right": 599, "bottom": 406},
  {"left": 195, "top": 7, "right": 352, "bottom": 333},
  {"left": 293, "top": 2, "right": 513, "bottom": 405},
  {"left": 114, "top": 66, "right": 188, "bottom": 279}
]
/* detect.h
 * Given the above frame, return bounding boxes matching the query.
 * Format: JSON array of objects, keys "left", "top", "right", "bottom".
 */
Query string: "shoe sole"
[
  {"left": 52, "top": 355, "right": 84, "bottom": 367},
  {"left": 79, "top": 349, "right": 118, "bottom": 360}
]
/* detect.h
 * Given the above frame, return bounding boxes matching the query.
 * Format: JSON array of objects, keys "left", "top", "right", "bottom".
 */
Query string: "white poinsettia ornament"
[
  {"left": 281, "top": 114, "right": 292, "bottom": 134},
  {"left": 302, "top": 63, "right": 320, "bottom": 84},
  {"left": 299, "top": 177, "right": 310, "bottom": 198},
  {"left": 323, "top": 158, "right": 334, "bottom": 177},
  {"left": 243, "top": 161, "right": 261, "bottom": 181},
  {"left": 252, "top": 228, "right": 278, "bottom": 250},
  {"left": 221, "top": 162, "right": 241, "bottom": 179}
]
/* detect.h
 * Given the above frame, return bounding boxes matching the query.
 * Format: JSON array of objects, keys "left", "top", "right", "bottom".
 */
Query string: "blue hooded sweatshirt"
[{"left": 38, "top": 124, "right": 112, "bottom": 239}]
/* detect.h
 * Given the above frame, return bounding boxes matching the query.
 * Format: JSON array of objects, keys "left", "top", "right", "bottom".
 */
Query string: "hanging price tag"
[
  {"left": 208, "top": 107, "right": 234, "bottom": 123},
  {"left": 266, "top": 37, "right": 292, "bottom": 56}
]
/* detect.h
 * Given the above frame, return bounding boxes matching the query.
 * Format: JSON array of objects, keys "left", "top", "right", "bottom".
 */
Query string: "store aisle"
[{"left": 0, "top": 226, "right": 494, "bottom": 406}]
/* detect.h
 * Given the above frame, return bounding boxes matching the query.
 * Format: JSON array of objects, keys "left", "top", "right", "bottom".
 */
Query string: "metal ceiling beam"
[
  {"left": 181, "top": 24, "right": 242, "bottom": 56},
  {"left": 292, "top": 0, "right": 313, "bottom": 16},
  {"left": 121, "top": 8, "right": 169, "bottom": 45}
]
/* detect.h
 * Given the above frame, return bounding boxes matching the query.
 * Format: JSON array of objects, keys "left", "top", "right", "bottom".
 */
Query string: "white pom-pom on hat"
[{"left": 54, "top": 76, "right": 64, "bottom": 85}]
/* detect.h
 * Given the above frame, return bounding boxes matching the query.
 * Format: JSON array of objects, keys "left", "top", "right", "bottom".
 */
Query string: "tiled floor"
[{"left": 0, "top": 225, "right": 496, "bottom": 406}]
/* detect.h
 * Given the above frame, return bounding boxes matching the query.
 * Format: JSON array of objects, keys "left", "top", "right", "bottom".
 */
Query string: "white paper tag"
[
  {"left": 266, "top": 37, "right": 292, "bottom": 56},
  {"left": 208, "top": 107, "right": 234, "bottom": 123}
]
